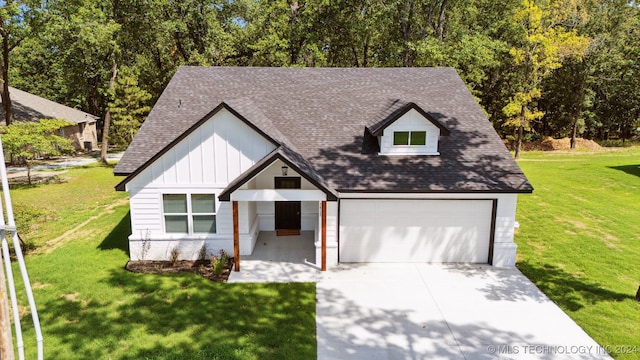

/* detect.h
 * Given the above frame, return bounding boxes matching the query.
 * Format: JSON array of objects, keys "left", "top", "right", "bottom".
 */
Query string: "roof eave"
[
  {"left": 368, "top": 102, "right": 451, "bottom": 137},
  {"left": 219, "top": 147, "right": 338, "bottom": 202},
  {"left": 113, "top": 101, "right": 281, "bottom": 192}
]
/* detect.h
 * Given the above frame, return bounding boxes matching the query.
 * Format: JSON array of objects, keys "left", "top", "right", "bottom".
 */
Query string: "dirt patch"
[
  {"left": 506, "top": 137, "right": 602, "bottom": 151},
  {"left": 125, "top": 258, "right": 234, "bottom": 283}
]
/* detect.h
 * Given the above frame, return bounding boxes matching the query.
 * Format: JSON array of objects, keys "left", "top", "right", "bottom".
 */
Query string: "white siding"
[
  {"left": 379, "top": 108, "right": 441, "bottom": 155},
  {"left": 128, "top": 108, "right": 276, "bottom": 189},
  {"left": 126, "top": 108, "right": 276, "bottom": 260}
]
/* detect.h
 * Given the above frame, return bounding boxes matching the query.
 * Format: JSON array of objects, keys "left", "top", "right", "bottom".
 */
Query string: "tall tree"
[
  {"left": 108, "top": 67, "right": 151, "bottom": 146},
  {"left": 0, "top": 0, "right": 42, "bottom": 124},
  {"left": 503, "top": 0, "right": 588, "bottom": 158}
]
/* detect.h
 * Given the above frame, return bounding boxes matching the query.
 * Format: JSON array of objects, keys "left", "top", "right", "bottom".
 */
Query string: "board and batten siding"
[{"left": 126, "top": 108, "right": 276, "bottom": 260}]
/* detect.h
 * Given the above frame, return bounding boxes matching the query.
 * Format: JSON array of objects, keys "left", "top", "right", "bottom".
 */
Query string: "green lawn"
[
  {"left": 6, "top": 164, "right": 316, "bottom": 359},
  {"left": 6, "top": 149, "right": 640, "bottom": 358},
  {"left": 515, "top": 147, "right": 640, "bottom": 358}
]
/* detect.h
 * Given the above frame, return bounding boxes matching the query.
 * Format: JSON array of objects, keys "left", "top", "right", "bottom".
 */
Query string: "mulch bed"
[{"left": 125, "top": 258, "right": 234, "bottom": 282}]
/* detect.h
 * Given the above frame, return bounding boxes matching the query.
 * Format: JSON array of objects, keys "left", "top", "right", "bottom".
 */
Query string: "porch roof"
[{"left": 218, "top": 145, "right": 339, "bottom": 202}]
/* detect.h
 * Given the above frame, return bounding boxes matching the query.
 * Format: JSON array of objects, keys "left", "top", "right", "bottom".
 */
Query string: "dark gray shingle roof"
[
  {"left": 0, "top": 87, "right": 98, "bottom": 125},
  {"left": 115, "top": 67, "right": 532, "bottom": 193}
]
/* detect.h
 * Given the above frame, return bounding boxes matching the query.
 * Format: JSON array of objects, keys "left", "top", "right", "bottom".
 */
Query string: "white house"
[{"left": 114, "top": 67, "right": 532, "bottom": 271}]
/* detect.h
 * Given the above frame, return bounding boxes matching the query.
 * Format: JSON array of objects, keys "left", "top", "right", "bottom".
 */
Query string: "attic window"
[{"left": 393, "top": 131, "right": 426, "bottom": 146}]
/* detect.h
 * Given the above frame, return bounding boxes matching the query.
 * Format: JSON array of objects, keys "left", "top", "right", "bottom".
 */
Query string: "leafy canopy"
[{"left": 1, "top": 119, "right": 75, "bottom": 162}]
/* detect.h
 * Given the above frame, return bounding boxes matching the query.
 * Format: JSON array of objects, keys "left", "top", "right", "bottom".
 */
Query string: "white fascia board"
[{"left": 231, "top": 189, "right": 326, "bottom": 201}]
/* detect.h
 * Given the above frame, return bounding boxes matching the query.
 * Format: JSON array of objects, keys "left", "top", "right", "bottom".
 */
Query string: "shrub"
[
  {"left": 211, "top": 249, "right": 229, "bottom": 276},
  {"left": 169, "top": 247, "right": 180, "bottom": 265},
  {"left": 198, "top": 244, "right": 208, "bottom": 262}
]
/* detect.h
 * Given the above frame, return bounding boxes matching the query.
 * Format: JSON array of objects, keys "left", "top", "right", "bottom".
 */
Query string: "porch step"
[{"left": 276, "top": 229, "right": 301, "bottom": 236}]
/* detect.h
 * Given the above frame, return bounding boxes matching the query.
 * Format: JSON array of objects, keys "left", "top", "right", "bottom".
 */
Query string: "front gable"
[{"left": 121, "top": 105, "right": 278, "bottom": 191}]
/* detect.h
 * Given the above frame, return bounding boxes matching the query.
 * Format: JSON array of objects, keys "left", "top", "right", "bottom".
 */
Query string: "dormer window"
[
  {"left": 368, "top": 102, "right": 450, "bottom": 156},
  {"left": 393, "top": 131, "right": 426, "bottom": 146}
]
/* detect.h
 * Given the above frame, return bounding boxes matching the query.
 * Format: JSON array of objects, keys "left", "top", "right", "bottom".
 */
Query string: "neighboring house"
[
  {"left": 0, "top": 87, "right": 99, "bottom": 151},
  {"left": 114, "top": 67, "right": 533, "bottom": 271}
]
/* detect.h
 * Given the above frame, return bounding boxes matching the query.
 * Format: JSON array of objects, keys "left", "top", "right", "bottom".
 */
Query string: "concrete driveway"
[{"left": 316, "top": 264, "right": 610, "bottom": 360}]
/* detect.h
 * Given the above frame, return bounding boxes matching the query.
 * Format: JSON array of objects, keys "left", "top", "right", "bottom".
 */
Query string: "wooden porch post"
[
  {"left": 321, "top": 201, "right": 327, "bottom": 271},
  {"left": 233, "top": 201, "right": 240, "bottom": 272}
]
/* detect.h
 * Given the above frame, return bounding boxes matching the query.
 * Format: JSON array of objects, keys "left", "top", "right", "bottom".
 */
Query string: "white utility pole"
[{"left": 0, "top": 134, "right": 43, "bottom": 360}]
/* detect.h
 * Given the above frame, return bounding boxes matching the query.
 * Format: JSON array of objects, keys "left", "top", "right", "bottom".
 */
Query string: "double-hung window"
[
  {"left": 163, "top": 194, "right": 217, "bottom": 234},
  {"left": 393, "top": 131, "right": 427, "bottom": 146}
]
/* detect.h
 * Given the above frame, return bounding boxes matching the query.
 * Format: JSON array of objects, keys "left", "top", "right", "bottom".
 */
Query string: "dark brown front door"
[{"left": 275, "top": 177, "right": 301, "bottom": 232}]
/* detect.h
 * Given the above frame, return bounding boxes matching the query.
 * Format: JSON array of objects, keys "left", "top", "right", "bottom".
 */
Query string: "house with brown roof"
[
  {"left": 0, "top": 87, "right": 98, "bottom": 151},
  {"left": 114, "top": 67, "right": 532, "bottom": 271}
]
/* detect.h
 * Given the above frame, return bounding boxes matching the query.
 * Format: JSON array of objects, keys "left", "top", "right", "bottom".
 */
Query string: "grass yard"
[
  {"left": 6, "top": 164, "right": 316, "bottom": 359},
  {"left": 5, "top": 148, "right": 640, "bottom": 359},
  {"left": 515, "top": 147, "right": 640, "bottom": 358}
]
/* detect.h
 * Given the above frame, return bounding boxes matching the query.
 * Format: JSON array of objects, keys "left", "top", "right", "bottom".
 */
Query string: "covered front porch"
[
  {"left": 227, "top": 231, "right": 321, "bottom": 282},
  {"left": 218, "top": 150, "right": 339, "bottom": 273}
]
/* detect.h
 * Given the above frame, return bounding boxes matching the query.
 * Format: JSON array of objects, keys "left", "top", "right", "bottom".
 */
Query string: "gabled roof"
[
  {"left": 0, "top": 87, "right": 98, "bottom": 125},
  {"left": 115, "top": 67, "right": 533, "bottom": 194},
  {"left": 367, "top": 102, "right": 451, "bottom": 137},
  {"left": 114, "top": 102, "right": 281, "bottom": 190},
  {"left": 219, "top": 145, "right": 338, "bottom": 201}
]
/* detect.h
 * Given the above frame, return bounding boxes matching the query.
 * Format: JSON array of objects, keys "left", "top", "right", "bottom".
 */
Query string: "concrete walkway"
[
  {"left": 227, "top": 231, "right": 321, "bottom": 283},
  {"left": 317, "top": 264, "right": 611, "bottom": 360}
]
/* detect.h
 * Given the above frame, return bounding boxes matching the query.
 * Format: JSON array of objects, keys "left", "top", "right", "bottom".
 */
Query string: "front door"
[{"left": 275, "top": 177, "right": 301, "bottom": 234}]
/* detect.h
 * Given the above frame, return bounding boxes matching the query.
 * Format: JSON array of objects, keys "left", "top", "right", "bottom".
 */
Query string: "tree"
[
  {"left": 108, "top": 67, "right": 151, "bottom": 146},
  {"left": 503, "top": 0, "right": 588, "bottom": 158},
  {"left": 0, "top": 0, "right": 42, "bottom": 125},
  {"left": 0, "top": 119, "right": 74, "bottom": 184}
]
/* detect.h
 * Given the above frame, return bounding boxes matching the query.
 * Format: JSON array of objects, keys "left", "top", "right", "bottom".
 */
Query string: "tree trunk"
[
  {"left": 437, "top": 0, "right": 448, "bottom": 41},
  {"left": 399, "top": 1, "right": 415, "bottom": 67},
  {"left": 100, "top": 51, "right": 118, "bottom": 164},
  {"left": 635, "top": 285, "right": 640, "bottom": 303},
  {"left": 515, "top": 104, "right": 526, "bottom": 159},
  {"left": 570, "top": 76, "right": 585, "bottom": 149},
  {"left": 0, "top": 22, "right": 14, "bottom": 125}
]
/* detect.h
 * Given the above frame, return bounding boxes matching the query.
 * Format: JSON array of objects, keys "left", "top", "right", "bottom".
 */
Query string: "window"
[
  {"left": 393, "top": 131, "right": 426, "bottom": 146},
  {"left": 163, "top": 194, "right": 216, "bottom": 234}
]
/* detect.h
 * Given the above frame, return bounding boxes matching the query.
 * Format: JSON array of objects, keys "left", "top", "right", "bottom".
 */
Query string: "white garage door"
[{"left": 339, "top": 199, "right": 493, "bottom": 263}]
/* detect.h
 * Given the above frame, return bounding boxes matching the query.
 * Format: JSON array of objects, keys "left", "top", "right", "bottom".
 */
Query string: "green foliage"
[
  {"left": 211, "top": 249, "right": 229, "bottom": 276},
  {"left": 502, "top": 0, "right": 589, "bottom": 157},
  {"left": 2, "top": 0, "right": 640, "bottom": 145},
  {"left": 108, "top": 67, "right": 151, "bottom": 146},
  {"left": 1, "top": 118, "right": 74, "bottom": 160}
]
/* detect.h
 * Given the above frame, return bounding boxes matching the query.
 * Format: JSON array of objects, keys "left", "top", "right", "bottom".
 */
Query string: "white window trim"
[
  {"left": 393, "top": 130, "right": 427, "bottom": 147},
  {"left": 162, "top": 192, "right": 217, "bottom": 235}
]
